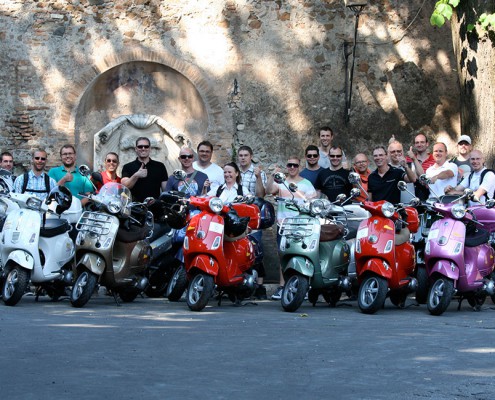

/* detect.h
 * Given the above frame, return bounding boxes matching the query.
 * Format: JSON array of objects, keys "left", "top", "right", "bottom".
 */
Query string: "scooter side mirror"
[
  {"left": 335, "top": 193, "right": 346, "bottom": 204},
  {"left": 419, "top": 174, "right": 430, "bottom": 185},
  {"left": 273, "top": 172, "right": 285, "bottom": 184},
  {"left": 288, "top": 182, "right": 298, "bottom": 193},
  {"left": 172, "top": 169, "right": 187, "bottom": 181},
  {"left": 348, "top": 172, "right": 360, "bottom": 184},
  {"left": 409, "top": 197, "right": 421, "bottom": 207},
  {"left": 144, "top": 197, "right": 155, "bottom": 207},
  {"left": 397, "top": 181, "right": 407, "bottom": 191},
  {"left": 486, "top": 199, "right": 495, "bottom": 209},
  {"left": 79, "top": 165, "right": 91, "bottom": 177},
  {"left": 350, "top": 188, "right": 361, "bottom": 198}
]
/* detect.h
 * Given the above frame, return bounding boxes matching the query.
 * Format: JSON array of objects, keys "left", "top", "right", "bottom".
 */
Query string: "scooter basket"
[{"left": 320, "top": 223, "right": 345, "bottom": 242}]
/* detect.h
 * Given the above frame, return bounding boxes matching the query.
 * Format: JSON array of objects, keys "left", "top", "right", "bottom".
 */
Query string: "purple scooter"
[{"left": 424, "top": 190, "right": 495, "bottom": 315}]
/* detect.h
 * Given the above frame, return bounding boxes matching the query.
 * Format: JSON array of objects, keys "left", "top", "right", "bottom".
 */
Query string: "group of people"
[{"left": 1, "top": 129, "right": 494, "bottom": 300}]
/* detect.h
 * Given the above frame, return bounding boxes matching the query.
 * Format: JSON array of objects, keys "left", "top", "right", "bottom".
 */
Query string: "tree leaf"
[
  {"left": 466, "top": 23, "right": 475, "bottom": 32},
  {"left": 437, "top": 3, "right": 453, "bottom": 20},
  {"left": 431, "top": 12, "right": 446, "bottom": 28},
  {"left": 449, "top": 0, "right": 460, "bottom": 7}
]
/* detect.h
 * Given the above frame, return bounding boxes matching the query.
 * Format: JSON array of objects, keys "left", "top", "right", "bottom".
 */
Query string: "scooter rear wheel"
[
  {"left": 70, "top": 269, "right": 98, "bottom": 308},
  {"left": 166, "top": 264, "right": 187, "bottom": 302},
  {"left": 427, "top": 276, "right": 454, "bottom": 316},
  {"left": 415, "top": 265, "right": 428, "bottom": 305},
  {"left": 358, "top": 275, "right": 388, "bottom": 314},
  {"left": 281, "top": 274, "right": 309, "bottom": 312},
  {"left": 2, "top": 265, "right": 30, "bottom": 306},
  {"left": 186, "top": 273, "right": 214, "bottom": 311}
]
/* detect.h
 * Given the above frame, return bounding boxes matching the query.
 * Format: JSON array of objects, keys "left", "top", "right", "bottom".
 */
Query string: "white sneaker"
[{"left": 271, "top": 286, "right": 283, "bottom": 300}]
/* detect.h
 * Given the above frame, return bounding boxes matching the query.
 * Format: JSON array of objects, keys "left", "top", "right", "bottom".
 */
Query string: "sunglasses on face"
[
  {"left": 354, "top": 160, "right": 367, "bottom": 165},
  {"left": 286, "top": 163, "right": 299, "bottom": 168},
  {"left": 34, "top": 157, "right": 46, "bottom": 161},
  {"left": 106, "top": 159, "right": 118, "bottom": 164},
  {"left": 306, "top": 154, "right": 319, "bottom": 158},
  {"left": 137, "top": 145, "right": 150, "bottom": 149},
  {"left": 329, "top": 154, "right": 342, "bottom": 158},
  {"left": 180, "top": 154, "right": 194, "bottom": 159}
]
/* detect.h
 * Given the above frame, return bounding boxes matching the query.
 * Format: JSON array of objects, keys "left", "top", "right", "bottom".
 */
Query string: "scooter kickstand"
[{"left": 112, "top": 291, "right": 122, "bottom": 306}]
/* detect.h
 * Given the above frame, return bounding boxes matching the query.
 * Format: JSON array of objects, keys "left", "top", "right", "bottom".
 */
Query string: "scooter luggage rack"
[
  {"left": 76, "top": 211, "right": 113, "bottom": 236},
  {"left": 279, "top": 216, "right": 316, "bottom": 238}
]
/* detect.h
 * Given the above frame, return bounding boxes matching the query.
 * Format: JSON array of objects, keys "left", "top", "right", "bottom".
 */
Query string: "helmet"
[
  {"left": 46, "top": 186, "right": 72, "bottom": 215},
  {"left": 224, "top": 208, "right": 249, "bottom": 238},
  {"left": 253, "top": 197, "right": 275, "bottom": 229}
]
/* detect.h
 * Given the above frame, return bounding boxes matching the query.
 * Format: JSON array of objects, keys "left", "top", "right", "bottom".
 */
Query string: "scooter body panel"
[
  {"left": 34, "top": 234, "right": 74, "bottom": 281},
  {"left": 217, "top": 238, "right": 255, "bottom": 286},
  {"left": 5, "top": 250, "right": 35, "bottom": 271},
  {"left": 457, "top": 244, "right": 495, "bottom": 292},
  {"left": 77, "top": 252, "right": 106, "bottom": 276},
  {"left": 429, "top": 259, "right": 459, "bottom": 281}
]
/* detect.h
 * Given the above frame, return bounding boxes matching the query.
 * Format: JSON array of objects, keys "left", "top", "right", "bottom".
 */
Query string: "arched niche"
[
  {"left": 74, "top": 61, "right": 209, "bottom": 168},
  {"left": 93, "top": 114, "right": 188, "bottom": 175}
]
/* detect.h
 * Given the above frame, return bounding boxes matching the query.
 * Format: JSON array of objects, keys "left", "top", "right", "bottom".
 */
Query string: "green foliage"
[{"left": 431, "top": 0, "right": 495, "bottom": 31}]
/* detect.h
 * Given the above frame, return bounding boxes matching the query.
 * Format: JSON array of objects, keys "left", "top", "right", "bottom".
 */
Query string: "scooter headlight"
[
  {"left": 107, "top": 200, "right": 122, "bottom": 214},
  {"left": 26, "top": 197, "right": 43, "bottom": 211},
  {"left": 381, "top": 202, "right": 395, "bottom": 218},
  {"left": 451, "top": 203, "right": 466, "bottom": 219},
  {"left": 209, "top": 197, "right": 224, "bottom": 214},
  {"left": 310, "top": 199, "right": 330, "bottom": 216}
]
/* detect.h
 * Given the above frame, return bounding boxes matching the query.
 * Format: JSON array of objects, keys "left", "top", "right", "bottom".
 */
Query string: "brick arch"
[{"left": 59, "top": 47, "right": 231, "bottom": 143}]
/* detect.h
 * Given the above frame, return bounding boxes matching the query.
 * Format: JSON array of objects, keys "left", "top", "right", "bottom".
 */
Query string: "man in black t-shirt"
[
  {"left": 314, "top": 146, "right": 352, "bottom": 201},
  {"left": 368, "top": 145, "right": 416, "bottom": 204},
  {"left": 121, "top": 137, "right": 168, "bottom": 202}
]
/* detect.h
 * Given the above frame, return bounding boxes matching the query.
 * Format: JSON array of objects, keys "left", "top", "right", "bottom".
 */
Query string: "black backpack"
[
  {"left": 468, "top": 169, "right": 495, "bottom": 199},
  {"left": 21, "top": 172, "right": 51, "bottom": 195}
]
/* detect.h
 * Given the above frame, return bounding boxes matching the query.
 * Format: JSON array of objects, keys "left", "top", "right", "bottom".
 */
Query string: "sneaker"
[
  {"left": 304, "top": 291, "right": 308, "bottom": 301},
  {"left": 254, "top": 285, "right": 267, "bottom": 300},
  {"left": 271, "top": 286, "right": 283, "bottom": 300}
]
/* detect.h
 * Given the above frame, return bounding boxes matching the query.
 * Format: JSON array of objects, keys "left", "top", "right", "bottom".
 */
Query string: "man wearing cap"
[{"left": 450, "top": 135, "right": 473, "bottom": 182}]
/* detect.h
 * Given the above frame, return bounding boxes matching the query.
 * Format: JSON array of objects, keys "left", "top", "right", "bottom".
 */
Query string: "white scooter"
[{"left": 0, "top": 187, "right": 75, "bottom": 306}]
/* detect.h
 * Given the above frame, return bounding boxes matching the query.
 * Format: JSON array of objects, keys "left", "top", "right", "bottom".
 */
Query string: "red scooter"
[
  {"left": 183, "top": 195, "right": 261, "bottom": 311},
  {"left": 350, "top": 174, "right": 420, "bottom": 314}
]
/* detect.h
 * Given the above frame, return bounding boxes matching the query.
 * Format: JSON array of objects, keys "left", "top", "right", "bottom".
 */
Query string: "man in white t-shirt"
[
  {"left": 444, "top": 149, "right": 495, "bottom": 204},
  {"left": 192, "top": 140, "right": 224, "bottom": 195},
  {"left": 425, "top": 142, "right": 458, "bottom": 199}
]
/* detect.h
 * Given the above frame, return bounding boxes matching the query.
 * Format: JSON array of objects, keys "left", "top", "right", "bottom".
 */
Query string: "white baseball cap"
[{"left": 458, "top": 135, "right": 472, "bottom": 144}]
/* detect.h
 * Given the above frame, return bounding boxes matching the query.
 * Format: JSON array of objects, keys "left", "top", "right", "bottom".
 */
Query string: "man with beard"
[
  {"left": 14, "top": 149, "right": 57, "bottom": 200},
  {"left": 48, "top": 144, "right": 94, "bottom": 204},
  {"left": 300, "top": 145, "right": 322, "bottom": 186},
  {"left": 368, "top": 145, "right": 416, "bottom": 204}
]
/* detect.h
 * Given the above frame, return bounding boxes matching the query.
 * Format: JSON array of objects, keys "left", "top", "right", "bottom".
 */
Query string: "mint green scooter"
[{"left": 274, "top": 173, "right": 359, "bottom": 312}]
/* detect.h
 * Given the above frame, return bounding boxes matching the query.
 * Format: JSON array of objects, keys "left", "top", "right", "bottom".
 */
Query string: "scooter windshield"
[{"left": 95, "top": 182, "right": 132, "bottom": 215}]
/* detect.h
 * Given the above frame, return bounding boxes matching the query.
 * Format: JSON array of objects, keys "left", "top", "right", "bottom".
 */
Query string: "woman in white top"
[{"left": 216, "top": 162, "right": 246, "bottom": 203}]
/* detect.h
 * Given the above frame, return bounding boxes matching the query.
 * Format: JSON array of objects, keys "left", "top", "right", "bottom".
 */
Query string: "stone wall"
[{"left": 0, "top": 0, "right": 462, "bottom": 173}]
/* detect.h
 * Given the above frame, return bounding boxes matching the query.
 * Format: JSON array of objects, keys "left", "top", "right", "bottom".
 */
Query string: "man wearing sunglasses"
[
  {"left": 49, "top": 144, "right": 94, "bottom": 204},
  {"left": 300, "top": 145, "right": 323, "bottom": 186},
  {"left": 121, "top": 137, "right": 168, "bottom": 202},
  {"left": 14, "top": 149, "right": 57, "bottom": 200},
  {"left": 314, "top": 146, "right": 353, "bottom": 202},
  {"left": 165, "top": 146, "right": 208, "bottom": 196},
  {"left": 266, "top": 156, "right": 317, "bottom": 300}
]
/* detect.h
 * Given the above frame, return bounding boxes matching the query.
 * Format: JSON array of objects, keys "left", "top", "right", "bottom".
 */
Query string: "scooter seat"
[
  {"left": 148, "top": 222, "right": 172, "bottom": 242},
  {"left": 465, "top": 228, "right": 490, "bottom": 248},
  {"left": 40, "top": 218, "right": 71, "bottom": 238}
]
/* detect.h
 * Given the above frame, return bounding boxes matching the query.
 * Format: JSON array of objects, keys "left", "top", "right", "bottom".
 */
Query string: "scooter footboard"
[
  {"left": 283, "top": 256, "right": 314, "bottom": 279},
  {"left": 7, "top": 250, "right": 34, "bottom": 271},
  {"left": 188, "top": 254, "right": 219, "bottom": 277},
  {"left": 77, "top": 253, "right": 106, "bottom": 276},
  {"left": 359, "top": 258, "right": 392, "bottom": 281},
  {"left": 429, "top": 260, "right": 459, "bottom": 281}
]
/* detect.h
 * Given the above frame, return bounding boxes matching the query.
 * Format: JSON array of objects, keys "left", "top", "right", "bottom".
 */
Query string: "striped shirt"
[
  {"left": 240, "top": 164, "right": 267, "bottom": 196},
  {"left": 13, "top": 171, "right": 57, "bottom": 200}
]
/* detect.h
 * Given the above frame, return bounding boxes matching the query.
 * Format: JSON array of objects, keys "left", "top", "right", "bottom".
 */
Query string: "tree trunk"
[{"left": 451, "top": 0, "right": 495, "bottom": 166}]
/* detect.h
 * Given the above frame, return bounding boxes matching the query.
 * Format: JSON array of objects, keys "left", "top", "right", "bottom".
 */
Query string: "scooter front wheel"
[
  {"left": 2, "top": 265, "right": 30, "bottom": 306},
  {"left": 186, "top": 273, "right": 214, "bottom": 311},
  {"left": 427, "top": 276, "right": 454, "bottom": 316},
  {"left": 358, "top": 275, "right": 388, "bottom": 314},
  {"left": 281, "top": 274, "right": 309, "bottom": 312},
  {"left": 70, "top": 269, "right": 98, "bottom": 308}
]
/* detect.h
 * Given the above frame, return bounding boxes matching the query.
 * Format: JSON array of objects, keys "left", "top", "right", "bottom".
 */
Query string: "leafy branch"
[{"left": 431, "top": 0, "right": 495, "bottom": 32}]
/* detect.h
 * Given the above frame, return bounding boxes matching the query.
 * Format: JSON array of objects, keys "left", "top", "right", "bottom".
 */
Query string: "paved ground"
[{"left": 1, "top": 293, "right": 494, "bottom": 400}]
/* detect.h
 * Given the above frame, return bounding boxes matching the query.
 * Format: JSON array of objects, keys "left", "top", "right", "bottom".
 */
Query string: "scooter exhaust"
[
  {"left": 243, "top": 270, "right": 259, "bottom": 290},
  {"left": 482, "top": 279, "right": 495, "bottom": 295},
  {"left": 135, "top": 277, "right": 149, "bottom": 291},
  {"left": 338, "top": 276, "right": 352, "bottom": 290},
  {"left": 407, "top": 277, "right": 418, "bottom": 292}
]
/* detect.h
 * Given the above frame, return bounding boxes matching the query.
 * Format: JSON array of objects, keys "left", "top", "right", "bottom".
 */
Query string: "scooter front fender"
[
  {"left": 188, "top": 254, "right": 219, "bottom": 277},
  {"left": 429, "top": 260, "right": 459, "bottom": 281},
  {"left": 359, "top": 258, "right": 393, "bottom": 281},
  {"left": 7, "top": 250, "right": 34, "bottom": 271},
  {"left": 77, "top": 253, "right": 106, "bottom": 276},
  {"left": 283, "top": 256, "right": 314, "bottom": 279}
]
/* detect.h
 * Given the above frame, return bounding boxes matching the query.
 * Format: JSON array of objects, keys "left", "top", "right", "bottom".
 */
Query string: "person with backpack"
[
  {"left": 444, "top": 149, "right": 495, "bottom": 204},
  {"left": 216, "top": 162, "right": 246, "bottom": 203},
  {"left": 13, "top": 149, "right": 57, "bottom": 201}
]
